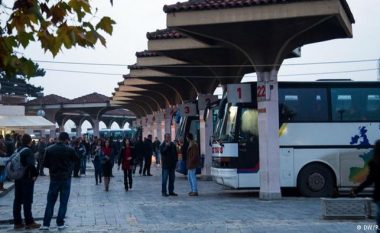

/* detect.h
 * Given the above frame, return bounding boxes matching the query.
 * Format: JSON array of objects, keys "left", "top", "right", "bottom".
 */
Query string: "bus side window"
[
  {"left": 278, "top": 92, "right": 297, "bottom": 122},
  {"left": 331, "top": 88, "right": 379, "bottom": 122},
  {"left": 279, "top": 88, "right": 328, "bottom": 122},
  {"left": 279, "top": 103, "right": 294, "bottom": 123},
  {"left": 331, "top": 90, "right": 352, "bottom": 121},
  {"left": 367, "top": 94, "right": 380, "bottom": 121}
]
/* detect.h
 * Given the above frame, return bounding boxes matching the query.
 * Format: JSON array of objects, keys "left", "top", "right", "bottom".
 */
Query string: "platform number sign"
[
  {"left": 257, "top": 84, "right": 267, "bottom": 102},
  {"left": 198, "top": 94, "right": 218, "bottom": 110},
  {"left": 179, "top": 103, "right": 197, "bottom": 116},
  {"left": 227, "top": 84, "right": 252, "bottom": 104}
]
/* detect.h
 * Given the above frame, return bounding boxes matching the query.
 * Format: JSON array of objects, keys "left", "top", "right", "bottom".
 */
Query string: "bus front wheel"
[{"left": 297, "top": 163, "right": 335, "bottom": 197}]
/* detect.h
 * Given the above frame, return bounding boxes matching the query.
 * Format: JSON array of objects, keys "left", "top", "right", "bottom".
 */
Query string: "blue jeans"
[
  {"left": 162, "top": 168, "right": 175, "bottom": 194},
  {"left": 43, "top": 179, "right": 71, "bottom": 227},
  {"left": 187, "top": 169, "right": 198, "bottom": 192},
  {"left": 0, "top": 166, "right": 6, "bottom": 183},
  {"left": 80, "top": 157, "right": 86, "bottom": 174},
  {"left": 154, "top": 150, "right": 160, "bottom": 164}
]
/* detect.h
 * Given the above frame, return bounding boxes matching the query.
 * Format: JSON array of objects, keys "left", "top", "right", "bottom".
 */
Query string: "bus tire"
[{"left": 297, "top": 163, "right": 335, "bottom": 197}]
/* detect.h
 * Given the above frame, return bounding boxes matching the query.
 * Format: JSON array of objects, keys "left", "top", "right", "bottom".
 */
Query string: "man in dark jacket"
[
  {"left": 133, "top": 136, "right": 144, "bottom": 176},
  {"left": 143, "top": 135, "right": 153, "bottom": 176},
  {"left": 5, "top": 134, "right": 15, "bottom": 157},
  {"left": 13, "top": 134, "right": 40, "bottom": 230},
  {"left": 40, "top": 132, "right": 79, "bottom": 230},
  {"left": 153, "top": 137, "right": 161, "bottom": 165},
  {"left": 160, "top": 133, "right": 178, "bottom": 196}
]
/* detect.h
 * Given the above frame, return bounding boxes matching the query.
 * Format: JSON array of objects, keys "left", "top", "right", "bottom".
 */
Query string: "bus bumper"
[{"left": 211, "top": 167, "right": 239, "bottom": 188}]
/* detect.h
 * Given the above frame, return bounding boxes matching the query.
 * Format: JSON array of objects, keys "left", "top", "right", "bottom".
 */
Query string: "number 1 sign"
[{"left": 227, "top": 84, "right": 252, "bottom": 104}]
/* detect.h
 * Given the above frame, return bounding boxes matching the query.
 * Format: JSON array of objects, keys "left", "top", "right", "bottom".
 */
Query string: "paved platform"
[
  {"left": 0, "top": 181, "right": 14, "bottom": 198},
  {"left": 0, "top": 164, "right": 375, "bottom": 232}
]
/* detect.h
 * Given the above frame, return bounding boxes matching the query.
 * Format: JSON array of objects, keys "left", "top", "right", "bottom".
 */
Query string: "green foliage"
[
  {"left": 0, "top": 65, "right": 45, "bottom": 98},
  {"left": 0, "top": 0, "right": 115, "bottom": 79}
]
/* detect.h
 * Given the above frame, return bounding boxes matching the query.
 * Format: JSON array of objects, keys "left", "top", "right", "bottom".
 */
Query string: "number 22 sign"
[{"left": 257, "top": 84, "right": 266, "bottom": 102}]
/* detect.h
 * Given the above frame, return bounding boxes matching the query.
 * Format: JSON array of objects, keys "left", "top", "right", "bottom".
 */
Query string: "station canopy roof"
[{"left": 0, "top": 116, "right": 55, "bottom": 129}]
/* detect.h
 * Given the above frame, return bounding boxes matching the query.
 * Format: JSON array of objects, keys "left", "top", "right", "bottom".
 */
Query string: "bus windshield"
[
  {"left": 175, "top": 116, "right": 186, "bottom": 141},
  {"left": 220, "top": 104, "right": 238, "bottom": 143}
]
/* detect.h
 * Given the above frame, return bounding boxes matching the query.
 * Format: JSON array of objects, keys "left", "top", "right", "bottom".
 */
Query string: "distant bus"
[
  {"left": 175, "top": 114, "right": 201, "bottom": 175},
  {"left": 85, "top": 129, "right": 136, "bottom": 141},
  {"left": 212, "top": 81, "right": 380, "bottom": 197}
]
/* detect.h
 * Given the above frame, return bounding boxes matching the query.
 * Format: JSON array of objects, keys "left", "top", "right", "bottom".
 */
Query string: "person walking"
[
  {"left": 133, "top": 136, "right": 144, "bottom": 176},
  {"left": 37, "top": 137, "right": 47, "bottom": 176},
  {"left": 13, "top": 134, "right": 40, "bottom": 230},
  {"left": 118, "top": 138, "right": 134, "bottom": 191},
  {"left": 74, "top": 138, "right": 86, "bottom": 177},
  {"left": 186, "top": 133, "right": 201, "bottom": 196},
  {"left": 109, "top": 136, "right": 119, "bottom": 177},
  {"left": 153, "top": 137, "right": 161, "bottom": 166},
  {"left": 40, "top": 132, "right": 79, "bottom": 230},
  {"left": 351, "top": 139, "right": 380, "bottom": 232},
  {"left": 92, "top": 140, "right": 103, "bottom": 185},
  {"left": 80, "top": 137, "right": 90, "bottom": 174},
  {"left": 102, "top": 140, "right": 113, "bottom": 191},
  {"left": 160, "top": 133, "right": 178, "bottom": 197},
  {"left": 143, "top": 135, "right": 153, "bottom": 176}
]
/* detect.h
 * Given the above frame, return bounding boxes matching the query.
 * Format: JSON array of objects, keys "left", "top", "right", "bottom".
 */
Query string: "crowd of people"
[
  {"left": 0, "top": 131, "right": 202, "bottom": 230},
  {"left": 2, "top": 130, "right": 380, "bottom": 231}
]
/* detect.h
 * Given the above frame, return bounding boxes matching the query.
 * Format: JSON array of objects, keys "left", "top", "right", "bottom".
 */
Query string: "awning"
[{"left": 0, "top": 116, "right": 55, "bottom": 129}]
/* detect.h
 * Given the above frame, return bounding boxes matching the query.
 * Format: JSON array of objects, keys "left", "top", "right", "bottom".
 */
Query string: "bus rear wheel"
[{"left": 297, "top": 163, "right": 335, "bottom": 197}]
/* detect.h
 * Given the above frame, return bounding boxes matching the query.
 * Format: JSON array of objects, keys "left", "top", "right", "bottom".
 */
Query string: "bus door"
[
  {"left": 237, "top": 107, "right": 260, "bottom": 187},
  {"left": 280, "top": 148, "right": 294, "bottom": 187}
]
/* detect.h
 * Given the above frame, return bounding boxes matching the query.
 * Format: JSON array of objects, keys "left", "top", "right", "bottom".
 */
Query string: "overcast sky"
[{"left": 25, "top": 0, "right": 380, "bottom": 100}]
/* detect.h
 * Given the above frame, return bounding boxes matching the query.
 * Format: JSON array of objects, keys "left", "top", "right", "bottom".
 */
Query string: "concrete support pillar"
[
  {"left": 171, "top": 122, "right": 176, "bottom": 140},
  {"left": 76, "top": 124, "right": 82, "bottom": 138},
  {"left": 164, "top": 118, "right": 171, "bottom": 137},
  {"left": 152, "top": 122, "right": 158, "bottom": 139},
  {"left": 200, "top": 110, "right": 213, "bottom": 180},
  {"left": 257, "top": 70, "right": 281, "bottom": 200},
  {"left": 58, "top": 124, "right": 65, "bottom": 133},
  {"left": 93, "top": 119, "right": 100, "bottom": 137},
  {"left": 142, "top": 126, "right": 147, "bottom": 139},
  {"left": 156, "top": 121, "right": 163, "bottom": 142}
]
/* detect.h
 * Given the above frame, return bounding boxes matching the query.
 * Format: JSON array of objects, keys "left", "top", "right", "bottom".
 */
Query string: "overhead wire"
[
  {"left": 35, "top": 58, "right": 379, "bottom": 68},
  {"left": 44, "top": 68, "right": 379, "bottom": 78}
]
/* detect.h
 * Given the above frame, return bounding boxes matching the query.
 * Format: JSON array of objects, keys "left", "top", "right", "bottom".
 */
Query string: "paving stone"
[{"left": 0, "top": 164, "right": 374, "bottom": 232}]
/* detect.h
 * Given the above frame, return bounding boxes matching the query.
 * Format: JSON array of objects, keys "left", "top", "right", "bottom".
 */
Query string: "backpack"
[{"left": 6, "top": 147, "right": 28, "bottom": 180}]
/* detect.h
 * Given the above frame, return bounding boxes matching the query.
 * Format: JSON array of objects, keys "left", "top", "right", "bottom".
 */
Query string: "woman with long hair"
[
  {"left": 118, "top": 138, "right": 134, "bottom": 191},
  {"left": 352, "top": 140, "right": 380, "bottom": 232},
  {"left": 102, "top": 140, "right": 113, "bottom": 192}
]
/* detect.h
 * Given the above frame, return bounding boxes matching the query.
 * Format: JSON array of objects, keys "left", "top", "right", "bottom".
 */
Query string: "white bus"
[{"left": 211, "top": 81, "right": 380, "bottom": 197}]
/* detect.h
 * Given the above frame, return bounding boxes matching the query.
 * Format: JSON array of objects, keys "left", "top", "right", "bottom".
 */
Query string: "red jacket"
[
  {"left": 102, "top": 146, "right": 112, "bottom": 159},
  {"left": 118, "top": 146, "right": 134, "bottom": 170}
]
